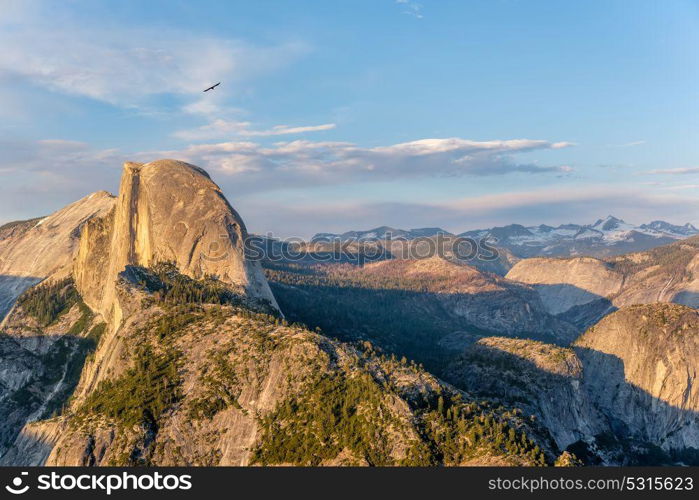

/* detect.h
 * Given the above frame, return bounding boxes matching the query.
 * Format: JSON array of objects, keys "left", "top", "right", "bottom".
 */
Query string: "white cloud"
[
  {"left": 0, "top": 135, "right": 573, "bottom": 223},
  {"left": 371, "top": 138, "right": 573, "bottom": 155},
  {"left": 173, "top": 120, "right": 336, "bottom": 141},
  {"left": 0, "top": 12, "right": 308, "bottom": 108},
  {"left": 143, "top": 137, "right": 574, "bottom": 193},
  {"left": 396, "top": 0, "right": 424, "bottom": 19},
  {"left": 243, "top": 123, "right": 337, "bottom": 137},
  {"left": 609, "top": 140, "right": 645, "bottom": 148},
  {"left": 644, "top": 167, "right": 699, "bottom": 175}
]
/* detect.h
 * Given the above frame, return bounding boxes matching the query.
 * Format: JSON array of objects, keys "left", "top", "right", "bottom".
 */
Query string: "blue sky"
[{"left": 1, "top": 0, "right": 698, "bottom": 237}]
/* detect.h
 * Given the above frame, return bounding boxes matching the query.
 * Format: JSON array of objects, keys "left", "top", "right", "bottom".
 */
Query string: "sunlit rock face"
[
  {"left": 0, "top": 192, "right": 115, "bottom": 321},
  {"left": 73, "top": 159, "right": 278, "bottom": 327}
]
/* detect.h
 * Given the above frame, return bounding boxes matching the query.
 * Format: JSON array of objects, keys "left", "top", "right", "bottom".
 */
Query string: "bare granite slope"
[
  {"left": 575, "top": 303, "right": 699, "bottom": 452},
  {"left": 448, "top": 303, "right": 699, "bottom": 464},
  {"left": 506, "top": 257, "right": 623, "bottom": 315},
  {"left": 446, "top": 337, "right": 608, "bottom": 451},
  {"left": 0, "top": 160, "right": 551, "bottom": 466},
  {"left": 2, "top": 265, "right": 549, "bottom": 466},
  {"left": 505, "top": 237, "right": 699, "bottom": 327}
]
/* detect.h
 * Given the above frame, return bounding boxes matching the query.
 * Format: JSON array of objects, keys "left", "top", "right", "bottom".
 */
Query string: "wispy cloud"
[
  {"left": 396, "top": 0, "right": 424, "bottom": 19},
  {"left": 0, "top": 135, "right": 574, "bottom": 221},
  {"left": 246, "top": 123, "right": 337, "bottom": 137},
  {"left": 644, "top": 167, "right": 699, "bottom": 175},
  {"left": 609, "top": 140, "right": 645, "bottom": 148},
  {"left": 174, "top": 120, "right": 336, "bottom": 141},
  {"left": 0, "top": 10, "right": 308, "bottom": 108},
  {"left": 1, "top": 136, "right": 696, "bottom": 238},
  {"left": 144, "top": 137, "right": 575, "bottom": 192}
]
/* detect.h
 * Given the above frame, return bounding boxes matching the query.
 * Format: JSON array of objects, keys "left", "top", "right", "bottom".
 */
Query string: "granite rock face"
[
  {"left": 1, "top": 159, "right": 697, "bottom": 466},
  {"left": 0, "top": 192, "right": 115, "bottom": 320},
  {"left": 3, "top": 270, "right": 547, "bottom": 466},
  {"left": 575, "top": 303, "right": 699, "bottom": 452},
  {"left": 506, "top": 257, "right": 623, "bottom": 315},
  {"left": 505, "top": 238, "right": 699, "bottom": 330},
  {"left": 73, "top": 160, "right": 278, "bottom": 328},
  {"left": 0, "top": 160, "right": 281, "bottom": 464},
  {"left": 448, "top": 303, "right": 699, "bottom": 463},
  {"left": 446, "top": 337, "right": 608, "bottom": 449}
]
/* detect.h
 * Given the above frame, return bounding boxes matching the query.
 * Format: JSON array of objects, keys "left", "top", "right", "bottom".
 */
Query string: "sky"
[{"left": 1, "top": 0, "right": 698, "bottom": 238}]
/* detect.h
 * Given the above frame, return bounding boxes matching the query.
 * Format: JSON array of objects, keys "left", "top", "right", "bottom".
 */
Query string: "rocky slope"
[
  {"left": 506, "top": 257, "right": 623, "bottom": 315},
  {"left": 1, "top": 157, "right": 696, "bottom": 467},
  {"left": 506, "top": 257, "right": 621, "bottom": 328},
  {"left": 446, "top": 337, "right": 608, "bottom": 452},
  {"left": 506, "top": 236, "right": 699, "bottom": 328},
  {"left": 0, "top": 192, "right": 115, "bottom": 320},
  {"left": 265, "top": 256, "right": 578, "bottom": 373},
  {"left": 342, "top": 257, "right": 576, "bottom": 343},
  {"left": 574, "top": 303, "right": 699, "bottom": 454},
  {"left": 1, "top": 264, "right": 550, "bottom": 466},
  {"left": 447, "top": 303, "right": 699, "bottom": 464},
  {"left": 0, "top": 279, "right": 104, "bottom": 458}
]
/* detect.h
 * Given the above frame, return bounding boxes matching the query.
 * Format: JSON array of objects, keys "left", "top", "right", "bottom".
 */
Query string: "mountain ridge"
[
  {"left": 310, "top": 216, "right": 698, "bottom": 259},
  {"left": 506, "top": 235, "right": 699, "bottom": 322}
]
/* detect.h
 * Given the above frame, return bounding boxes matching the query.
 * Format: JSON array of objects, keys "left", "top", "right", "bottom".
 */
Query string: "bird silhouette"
[{"left": 203, "top": 82, "right": 221, "bottom": 92}]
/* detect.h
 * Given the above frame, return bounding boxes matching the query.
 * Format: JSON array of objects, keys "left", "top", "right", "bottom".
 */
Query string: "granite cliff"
[
  {"left": 447, "top": 304, "right": 699, "bottom": 464},
  {"left": 73, "top": 160, "right": 277, "bottom": 330},
  {"left": 0, "top": 192, "right": 115, "bottom": 320},
  {"left": 505, "top": 237, "right": 699, "bottom": 329}
]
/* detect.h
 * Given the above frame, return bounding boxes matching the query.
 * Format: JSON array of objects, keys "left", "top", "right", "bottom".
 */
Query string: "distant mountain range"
[
  {"left": 311, "top": 216, "right": 699, "bottom": 258},
  {"left": 312, "top": 226, "right": 451, "bottom": 242}
]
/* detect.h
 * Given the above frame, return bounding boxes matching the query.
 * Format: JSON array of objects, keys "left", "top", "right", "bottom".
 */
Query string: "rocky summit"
[{"left": 73, "top": 160, "right": 278, "bottom": 330}]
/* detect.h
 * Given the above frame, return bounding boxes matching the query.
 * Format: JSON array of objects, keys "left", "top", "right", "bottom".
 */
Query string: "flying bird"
[{"left": 203, "top": 82, "right": 221, "bottom": 92}]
